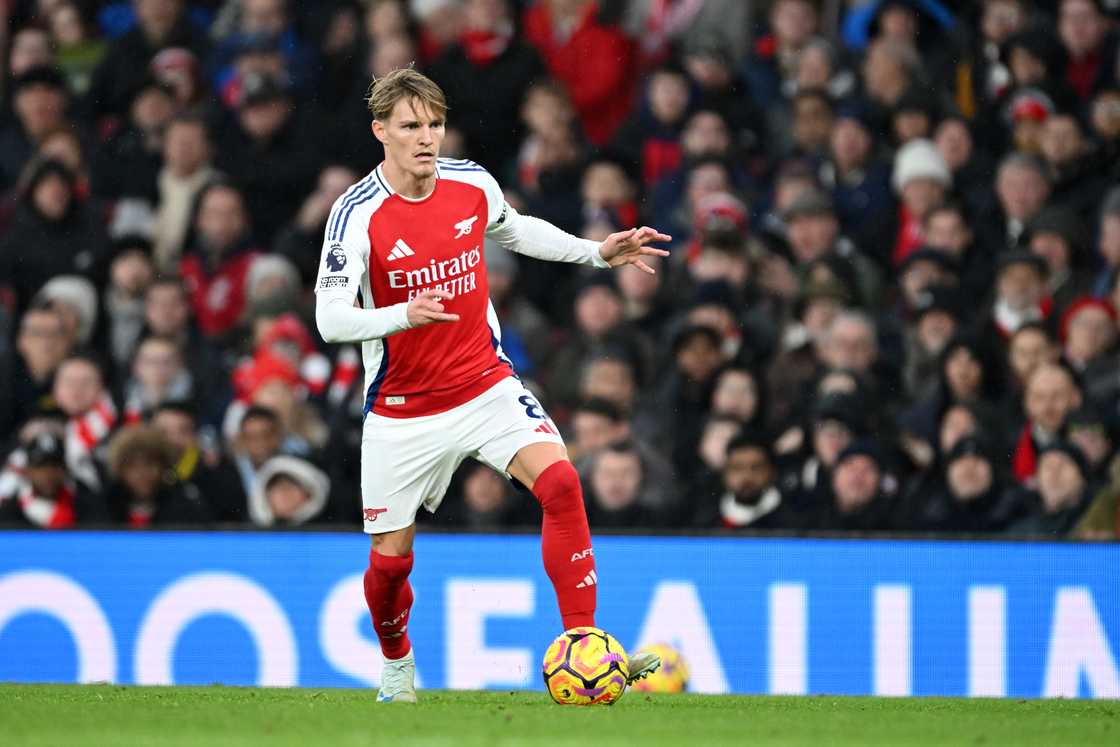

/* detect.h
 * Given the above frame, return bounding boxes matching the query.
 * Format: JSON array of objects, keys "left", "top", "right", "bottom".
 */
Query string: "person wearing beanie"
[
  {"left": 890, "top": 139, "right": 951, "bottom": 267},
  {"left": 0, "top": 158, "right": 108, "bottom": 314},
  {"left": 1059, "top": 296, "right": 1120, "bottom": 404},
  {"left": 903, "top": 284, "right": 964, "bottom": 401},
  {"left": 779, "top": 393, "right": 868, "bottom": 512},
  {"left": 0, "top": 65, "right": 72, "bottom": 188},
  {"left": 1039, "top": 111, "right": 1111, "bottom": 219},
  {"left": 35, "top": 274, "right": 100, "bottom": 346},
  {"left": 1004, "top": 440, "right": 1096, "bottom": 536},
  {"left": 1065, "top": 405, "right": 1119, "bottom": 485},
  {"left": 900, "top": 435, "right": 1015, "bottom": 533},
  {"left": 812, "top": 438, "right": 898, "bottom": 532}
]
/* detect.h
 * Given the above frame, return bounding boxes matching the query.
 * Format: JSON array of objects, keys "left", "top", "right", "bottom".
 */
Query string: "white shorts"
[{"left": 360, "top": 376, "right": 564, "bottom": 533}]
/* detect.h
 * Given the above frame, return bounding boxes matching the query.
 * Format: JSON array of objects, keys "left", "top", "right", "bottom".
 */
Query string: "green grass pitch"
[{"left": 1, "top": 684, "right": 1116, "bottom": 746}]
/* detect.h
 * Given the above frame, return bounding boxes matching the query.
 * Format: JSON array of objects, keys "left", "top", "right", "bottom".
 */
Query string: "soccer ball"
[
  {"left": 630, "top": 643, "right": 689, "bottom": 693},
  {"left": 542, "top": 626, "right": 629, "bottom": 705}
]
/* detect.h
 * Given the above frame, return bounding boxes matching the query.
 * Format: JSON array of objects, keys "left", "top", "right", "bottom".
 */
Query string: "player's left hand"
[{"left": 597, "top": 227, "right": 671, "bottom": 274}]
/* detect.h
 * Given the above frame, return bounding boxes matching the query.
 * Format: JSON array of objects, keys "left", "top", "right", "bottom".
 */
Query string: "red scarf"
[
  {"left": 1011, "top": 423, "right": 1037, "bottom": 484},
  {"left": 461, "top": 28, "right": 512, "bottom": 67},
  {"left": 18, "top": 482, "right": 76, "bottom": 528},
  {"left": 893, "top": 204, "right": 924, "bottom": 267}
]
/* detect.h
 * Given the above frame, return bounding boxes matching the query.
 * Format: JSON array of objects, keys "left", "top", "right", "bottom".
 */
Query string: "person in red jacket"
[
  {"left": 523, "top": 0, "right": 636, "bottom": 145},
  {"left": 178, "top": 178, "right": 261, "bottom": 339}
]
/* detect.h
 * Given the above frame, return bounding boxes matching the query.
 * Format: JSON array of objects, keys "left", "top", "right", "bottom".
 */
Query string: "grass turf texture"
[{"left": 1, "top": 685, "right": 1116, "bottom": 746}]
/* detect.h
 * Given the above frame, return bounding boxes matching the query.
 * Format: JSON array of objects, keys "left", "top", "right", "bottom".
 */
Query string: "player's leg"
[
  {"left": 507, "top": 443, "right": 598, "bottom": 631},
  {"left": 360, "top": 414, "right": 458, "bottom": 703}
]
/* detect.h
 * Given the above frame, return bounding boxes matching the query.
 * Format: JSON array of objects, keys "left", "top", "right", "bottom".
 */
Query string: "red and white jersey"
[{"left": 315, "top": 158, "right": 515, "bottom": 419}]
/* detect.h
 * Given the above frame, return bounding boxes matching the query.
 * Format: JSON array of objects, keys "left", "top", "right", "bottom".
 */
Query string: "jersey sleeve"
[
  {"left": 314, "top": 189, "right": 412, "bottom": 343},
  {"left": 472, "top": 165, "right": 609, "bottom": 269},
  {"left": 315, "top": 194, "right": 370, "bottom": 301}
]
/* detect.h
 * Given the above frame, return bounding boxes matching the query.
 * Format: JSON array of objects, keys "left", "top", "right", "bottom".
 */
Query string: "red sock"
[
  {"left": 363, "top": 549, "right": 414, "bottom": 659},
  {"left": 532, "top": 460, "right": 596, "bottom": 630}
]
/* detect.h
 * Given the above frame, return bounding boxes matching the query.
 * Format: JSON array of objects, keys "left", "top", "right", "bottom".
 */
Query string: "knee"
[
  {"left": 533, "top": 460, "right": 583, "bottom": 512},
  {"left": 369, "top": 549, "right": 414, "bottom": 581}
]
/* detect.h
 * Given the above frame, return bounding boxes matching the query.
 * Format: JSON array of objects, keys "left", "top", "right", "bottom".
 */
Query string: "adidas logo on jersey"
[
  {"left": 387, "top": 238, "right": 416, "bottom": 261},
  {"left": 576, "top": 569, "right": 598, "bottom": 589},
  {"left": 534, "top": 421, "right": 558, "bottom": 435}
]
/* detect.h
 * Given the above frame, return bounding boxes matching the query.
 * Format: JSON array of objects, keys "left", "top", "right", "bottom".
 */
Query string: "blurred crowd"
[{"left": 1, "top": 0, "right": 1120, "bottom": 539}]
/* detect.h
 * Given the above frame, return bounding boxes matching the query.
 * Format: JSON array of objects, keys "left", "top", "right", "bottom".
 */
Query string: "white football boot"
[
  {"left": 377, "top": 649, "right": 417, "bottom": 703},
  {"left": 626, "top": 650, "right": 662, "bottom": 684}
]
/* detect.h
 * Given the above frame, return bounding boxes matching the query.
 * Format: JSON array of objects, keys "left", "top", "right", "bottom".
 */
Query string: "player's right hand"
[{"left": 406, "top": 289, "right": 460, "bottom": 327}]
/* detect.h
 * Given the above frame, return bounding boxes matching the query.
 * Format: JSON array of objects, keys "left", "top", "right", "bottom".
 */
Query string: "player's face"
[{"left": 374, "top": 97, "right": 445, "bottom": 180}]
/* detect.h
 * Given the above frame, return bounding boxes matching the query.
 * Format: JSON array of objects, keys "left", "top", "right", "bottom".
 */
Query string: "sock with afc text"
[
  {"left": 532, "top": 460, "right": 596, "bottom": 630},
  {"left": 364, "top": 549, "right": 414, "bottom": 660}
]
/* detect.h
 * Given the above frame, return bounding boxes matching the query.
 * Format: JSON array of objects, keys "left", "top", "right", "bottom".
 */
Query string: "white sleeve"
[
  {"left": 469, "top": 165, "right": 610, "bottom": 269},
  {"left": 314, "top": 190, "right": 412, "bottom": 343},
  {"left": 487, "top": 203, "right": 610, "bottom": 268}
]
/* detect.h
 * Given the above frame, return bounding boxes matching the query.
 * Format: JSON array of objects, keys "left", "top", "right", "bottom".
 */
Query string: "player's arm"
[
  {"left": 314, "top": 203, "right": 457, "bottom": 344},
  {"left": 485, "top": 194, "right": 670, "bottom": 275}
]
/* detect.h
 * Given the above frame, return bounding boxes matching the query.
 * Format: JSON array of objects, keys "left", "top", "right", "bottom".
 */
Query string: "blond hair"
[{"left": 365, "top": 66, "right": 448, "bottom": 122}]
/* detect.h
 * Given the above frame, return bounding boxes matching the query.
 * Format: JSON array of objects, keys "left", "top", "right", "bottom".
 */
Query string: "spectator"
[
  {"left": 988, "top": 251, "right": 1051, "bottom": 338},
  {"left": 812, "top": 439, "right": 897, "bottom": 531},
  {"left": 0, "top": 66, "right": 72, "bottom": 189},
  {"left": 437, "top": 460, "right": 535, "bottom": 528},
  {"left": 48, "top": 2, "right": 108, "bottom": 96},
  {"left": 624, "top": 0, "right": 751, "bottom": 69},
  {"left": 427, "top": 0, "right": 544, "bottom": 172},
  {"left": 710, "top": 365, "right": 766, "bottom": 430},
  {"left": 1024, "top": 206, "right": 1094, "bottom": 316},
  {"left": 152, "top": 400, "right": 246, "bottom": 521},
  {"left": 0, "top": 304, "right": 73, "bottom": 437},
  {"left": 901, "top": 435, "right": 1012, "bottom": 532},
  {"left": 582, "top": 441, "right": 664, "bottom": 528},
  {"left": 1093, "top": 188, "right": 1120, "bottom": 297},
  {"left": 121, "top": 334, "right": 194, "bottom": 423},
  {"left": 102, "top": 235, "right": 157, "bottom": 373},
  {"left": 0, "top": 159, "right": 106, "bottom": 311},
  {"left": 91, "top": 76, "right": 176, "bottom": 201},
  {"left": 249, "top": 454, "right": 330, "bottom": 527},
  {"left": 273, "top": 164, "right": 357, "bottom": 286},
  {"left": 889, "top": 139, "right": 951, "bottom": 267},
  {"left": 1060, "top": 297, "right": 1118, "bottom": 400},
  {"left": 1012, "top": 362, "right": 1082, "bottom": 484},
  {"left": 1065, "top": 406, "right": 1118, "bottom": 486},
  {"left": 0, "top": 430, "right": 104, "bottom": 527},
  {"left": 988, "top": 153, "right": 1051, "bottom": 250},
  {"left": 691, "top": 433, "right": 797, "bottom": 530},
  {"left": 214, "top": 71, "right": 321, "bottom": 242},
  {"left": 522, "top": 0, "right": 636, "bottom": 145},
  {"left": 820, "top": 102, "right": 892, "bottom": 236},
  {"left": 1039, "top": 112, "right": 1109, "bottom": 219},
  {"left": 6, "top": 26, "right": 55, "bottom": 79},
  {"left": 231, "top": 404, "right": 283, "bottom": 498},
  {"left": 612, "top": 63, "right": 692, "bottom": 187},
  {"left": 922, "top": 201, "right": 995, "bottom": 302},
  {"left": 178, "top": 179, "right": 262, "bottom": 339},
  {"left": 1057, "top": 0, "right": 1118, "bottom": 102},
  {"left": 568, "top": 398, "right": 628, "bottom": 463},
  {"left": 781, "top": 393, "right": 865, "bottom": 511},
  {"left": 52, "top": 353, "right": 118, "bottom": 491},
  {"left": 743, "top": 0, "right": 820, "bottom": 111},
  {"left": 86, "top": 0, "right": 209, "bottom": 121},
  {"left": 104, "top": 423, "right": 210, "bottom": 527},
  {"left": 656, "top": 324, "right": 725, "bottom": 479},
  {"left": 1005, "top": 441, "right": 1095, "bottom": 535},
  {"left": 153, "top": 114, "right": 218, "bottom": 270},
  {"left": 903, "top": 285, "right": 963, "bottom": 401},
  {"left": 680, "top": 38, "right": 764, "bottom": 151}
]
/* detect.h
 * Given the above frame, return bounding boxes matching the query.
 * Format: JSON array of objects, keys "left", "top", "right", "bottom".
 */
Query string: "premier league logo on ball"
[{"left": 325, "top": 243, "right": 347, "bottom": 272}]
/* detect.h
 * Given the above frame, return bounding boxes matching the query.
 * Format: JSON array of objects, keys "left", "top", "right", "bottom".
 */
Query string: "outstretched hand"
[
  {"left": 407, "top": 289, "right": 460, "bottom": 327},
  {"left": 597, "top": 226, "right": 672, "bottom": 274}
]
